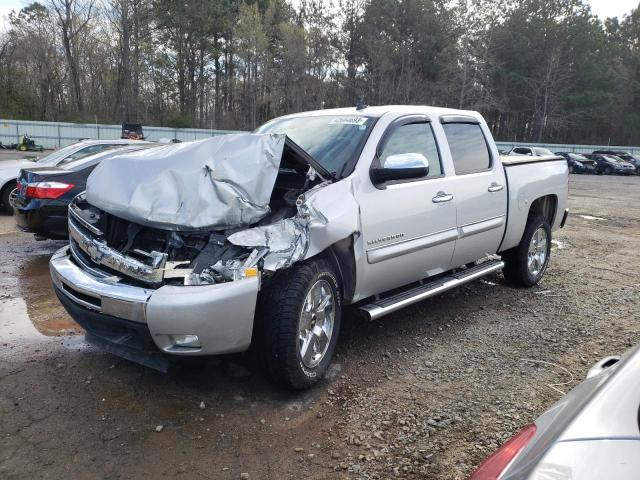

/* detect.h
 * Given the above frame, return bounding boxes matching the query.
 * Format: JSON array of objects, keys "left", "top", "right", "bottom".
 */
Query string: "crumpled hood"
[{"left": 86, "top": 134, "right": 286, "bottom": 230}]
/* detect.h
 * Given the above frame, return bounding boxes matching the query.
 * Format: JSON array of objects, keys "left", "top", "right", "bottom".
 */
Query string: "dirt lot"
[{"left": 1, "top": 174, "right": 638, "bottom": 480}]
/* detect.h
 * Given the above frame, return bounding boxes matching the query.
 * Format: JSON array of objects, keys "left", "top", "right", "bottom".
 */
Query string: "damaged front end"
[
  {"left": 52, "top": 132, "right": 361, "bottom": 366},
  {"left": 67, "top": 133, "right": 356, "bottom": 290}
]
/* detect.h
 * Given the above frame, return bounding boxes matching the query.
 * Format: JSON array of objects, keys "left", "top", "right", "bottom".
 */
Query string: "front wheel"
[
  {"left": 605, "top": 166, "right": 613, "bottom": 175},
  {"left": 257, "top": 258, "right": 342, "bottom": 389},
  {"left": 502, "top": 216, "right": 551, "bottom": 287}
]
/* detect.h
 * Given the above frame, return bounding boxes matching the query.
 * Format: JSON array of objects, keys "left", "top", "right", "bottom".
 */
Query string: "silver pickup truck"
[{"left": 49, "top": 106, "right": 568, "bottom": 388}]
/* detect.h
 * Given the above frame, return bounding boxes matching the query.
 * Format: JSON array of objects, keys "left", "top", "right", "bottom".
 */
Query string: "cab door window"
[{"left": 379, "top": 122, "right": 442, "bottom": 177}]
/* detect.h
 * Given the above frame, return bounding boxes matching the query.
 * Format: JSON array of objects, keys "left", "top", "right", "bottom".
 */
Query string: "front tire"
[
  {"left": 257, "top": 258, "right": 342, "bottom": 389},
  {"left": 502, "top": 216, "right": 551, "bottom": 287}
]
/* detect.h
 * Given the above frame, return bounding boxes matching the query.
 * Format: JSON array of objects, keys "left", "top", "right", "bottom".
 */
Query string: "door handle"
[
  {"left": 488, "top": 183, "right": 504, "bottom": 192},
  {"left": 432, "top": 192, "right": 454, "bottom": 203}
]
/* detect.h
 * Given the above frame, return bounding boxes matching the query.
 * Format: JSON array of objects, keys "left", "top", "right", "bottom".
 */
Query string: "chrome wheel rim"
[
  {"left": 298, "top": 279, "right": 335, "bottom": 369},
  {"left": 8, "top": 188, "right": 18, "bottom": 208},
  {"left": 527, "top": 227, "right": 548, "bottom": 277}
]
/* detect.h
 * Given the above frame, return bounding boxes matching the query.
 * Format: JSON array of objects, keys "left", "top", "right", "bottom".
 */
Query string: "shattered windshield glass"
[{"left": 255, "top": 115, "right": 374, "bottom": 176}]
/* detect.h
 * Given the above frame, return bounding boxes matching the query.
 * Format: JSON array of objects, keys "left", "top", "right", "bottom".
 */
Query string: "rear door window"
[{"left": 443, "top": 123, "right": 492, "bottom": 175}]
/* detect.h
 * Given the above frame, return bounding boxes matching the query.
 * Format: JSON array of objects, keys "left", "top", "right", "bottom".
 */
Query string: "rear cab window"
[{"left": 442, "top": 122, "right": 492, "bottom": 175}]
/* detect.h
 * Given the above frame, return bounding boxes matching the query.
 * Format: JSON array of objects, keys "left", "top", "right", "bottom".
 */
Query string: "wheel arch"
[
  {"left": 317, "top": 235, "right": 357, "bottom": 304},
  {"left": 0, "top": 179, "right": 16, "bottom": 208},
  {"left": 528, "top": 194, "right": 558, "bottom": 226}
]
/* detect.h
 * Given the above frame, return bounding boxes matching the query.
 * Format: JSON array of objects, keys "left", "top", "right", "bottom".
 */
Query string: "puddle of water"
[
  {"left": 0, "top": 296, "right": 81, "bottom": 342},
  {"left": 578, "top": 214, "right": 606, "bottom": 221}
]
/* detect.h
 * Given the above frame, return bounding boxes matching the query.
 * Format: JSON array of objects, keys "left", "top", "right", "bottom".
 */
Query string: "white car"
[
  {"left": 0, "top": 139, "right": 151, "bottom": 213},
  {"left": 508, "top": 146, "right": 556, "bottom": 157}
]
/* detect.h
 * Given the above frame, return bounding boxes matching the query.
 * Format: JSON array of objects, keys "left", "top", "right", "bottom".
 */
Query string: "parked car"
[
  {"left": 507, "top": 146, "right": 556, "bottom": 157},
  {"left": 13, "top": 144, "right": 157, "bottom": 240},
  {"left": 0, "top": 139, "right": 151, "bottom": 214},
  {"left": 470, "top": 343, "right": 640, "bottom": 480},
  {"left": 50, "top": 106, "right": 568, "bottom": 389},
  {"left": 584, "top": 153, "right": 636, "bottom": 175},
  {"left": 592, "top": 149, "right": 640, "bottom": 173},
  {"left": 554, "top": 152, "right": 597, "bottom": 174}
]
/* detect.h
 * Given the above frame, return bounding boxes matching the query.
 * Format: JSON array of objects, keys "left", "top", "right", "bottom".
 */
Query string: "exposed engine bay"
[{"left": 67, "top": 134, "right": 336, "bottom": 287}]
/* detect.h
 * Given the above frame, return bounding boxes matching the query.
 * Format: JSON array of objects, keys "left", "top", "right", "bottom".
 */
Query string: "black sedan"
[
  {"left": 584, "top": 154, "right": 636, "bottom": 175},
  {"left": 554, "top": 152, "right": 597, "bottom": 174},
  {"left": 13, "top": 144, "right": 155, "bottom": 239},
  {"left": 592, "top": 149, "right": 640, "bottom": 174}
]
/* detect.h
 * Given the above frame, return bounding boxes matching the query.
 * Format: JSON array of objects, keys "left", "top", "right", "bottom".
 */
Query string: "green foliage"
[{"left": 1, "top": 0, "right": 640, "bottom": 143}]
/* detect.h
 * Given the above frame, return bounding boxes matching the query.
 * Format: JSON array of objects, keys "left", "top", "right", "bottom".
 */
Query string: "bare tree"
[{"left": 48, "top": 0, "right": 95, "bottom": 114}]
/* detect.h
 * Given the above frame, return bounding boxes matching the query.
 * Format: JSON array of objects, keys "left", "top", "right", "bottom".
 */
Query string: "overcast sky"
[{"left": 0, "top": 0, "right": 639, "bottom": 31}]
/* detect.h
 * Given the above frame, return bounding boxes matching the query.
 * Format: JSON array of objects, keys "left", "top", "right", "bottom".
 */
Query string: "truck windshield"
[
  {"left": 534, "top": 148, "right": 555, "bottom": 156},
  {"left": 569, "top": 154, "right": 589, "bottom": 161},
  {"left": 256, "top": 115, "right": 375, "bottom": 176}
]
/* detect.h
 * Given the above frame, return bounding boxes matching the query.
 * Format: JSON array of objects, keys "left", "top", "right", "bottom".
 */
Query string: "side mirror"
[{"left": 371, "top": 153, "right": 429, "bottom": 185}]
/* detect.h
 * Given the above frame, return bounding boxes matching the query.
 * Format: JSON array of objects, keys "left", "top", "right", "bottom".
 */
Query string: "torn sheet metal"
[
  {"left": 301, "top": 180, "right": 360, "bottom": 258},
  {"left": 86, "top": 134, "right": 286, "bottom": 230},
  {"left": 228, "top": 218, "right": 308, "bottom": 271},
  {"left": 228, "top": 180, "right": 360, "bottom": 271}
]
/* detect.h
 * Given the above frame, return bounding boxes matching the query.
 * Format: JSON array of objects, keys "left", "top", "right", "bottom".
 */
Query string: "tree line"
[{"left": 1, "top": 0, "right": 640, "bottom": 145}]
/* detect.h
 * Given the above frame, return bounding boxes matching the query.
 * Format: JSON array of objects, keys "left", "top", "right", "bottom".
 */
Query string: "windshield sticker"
[{"left": 328, "top": 117, "right": 368, "bottom": 126}]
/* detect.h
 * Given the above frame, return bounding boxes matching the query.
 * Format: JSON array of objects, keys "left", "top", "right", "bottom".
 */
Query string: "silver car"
[{"left": 470, "top": 345, "right": 640, "bottom": 479}]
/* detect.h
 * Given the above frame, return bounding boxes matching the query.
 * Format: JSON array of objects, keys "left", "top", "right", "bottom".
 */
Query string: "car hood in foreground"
[{"left": 503, "top": 343, "right": 640, "bottom": 479}]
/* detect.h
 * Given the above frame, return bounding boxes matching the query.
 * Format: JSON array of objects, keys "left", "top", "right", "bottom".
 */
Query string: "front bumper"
[{"left": 50, "top": 246, "right": 260, "bottom": 359}]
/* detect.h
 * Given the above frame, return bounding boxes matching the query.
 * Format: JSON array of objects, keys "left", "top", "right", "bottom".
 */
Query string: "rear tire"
[
  {"left": 502, "top": 215, "right": 551, "bottom": 287},
  {"left": 1, "top": 184, "right": 13, "bottom": 214},
  {"left": 257, "top": 258, "right": 342, "bottom": 389}
]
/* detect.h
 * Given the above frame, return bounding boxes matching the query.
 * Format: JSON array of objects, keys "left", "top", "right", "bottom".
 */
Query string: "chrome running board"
[{"left": 358, "top": 259, "right": 504, "bottom": 320}]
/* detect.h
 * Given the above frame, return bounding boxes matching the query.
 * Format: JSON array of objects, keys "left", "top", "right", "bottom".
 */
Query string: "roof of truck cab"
[{"left": 276, "top": 105, "right": 484, "bottom": 121}]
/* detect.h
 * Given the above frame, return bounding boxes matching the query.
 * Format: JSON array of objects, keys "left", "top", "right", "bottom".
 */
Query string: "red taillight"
[
  {"left": 25, "top": 182, "right": 75, "bottom": 199},
  {"left": 469, "top": 424, "right": 537, "bottom": 480}
]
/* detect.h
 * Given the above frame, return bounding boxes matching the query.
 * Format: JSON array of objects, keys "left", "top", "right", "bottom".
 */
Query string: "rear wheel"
[
  {"left": 257, "top": 258, "right": 342, "bottom": 389},
  {"left": 1, "top": 183, "right": 13, "bottom": 214},
  {"left": 502, "top": 216, "right": 551, "bottom": 287}
]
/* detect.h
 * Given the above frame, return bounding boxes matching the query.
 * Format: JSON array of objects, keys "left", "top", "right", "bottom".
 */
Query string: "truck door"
[
  {"left": 440, "top": 117, "right": 507, "bottom": 268},
  {"left": 355, "top": 116, "right": 458, "bottom": 298}
]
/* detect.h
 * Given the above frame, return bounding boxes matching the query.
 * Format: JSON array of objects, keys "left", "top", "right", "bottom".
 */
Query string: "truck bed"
[{"left": 499, "top": 155, "right": 568, "bottom": 253}]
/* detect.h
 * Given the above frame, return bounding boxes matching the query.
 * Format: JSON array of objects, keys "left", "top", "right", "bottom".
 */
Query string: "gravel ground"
[{"left": 0, "top": 174, "right": 638, "bottom": 479}]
